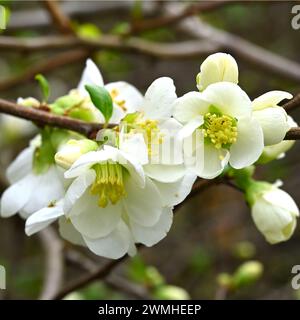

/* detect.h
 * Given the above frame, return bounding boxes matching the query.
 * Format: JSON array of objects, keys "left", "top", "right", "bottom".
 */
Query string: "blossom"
[
  {"left": 252, "top": 91, "right": 293, "bottom": 145},
  {"left": 174, "top": 82, "right": 264, "bottom": 179},
  {"left": 196, "top": 52, "right": 238, "bottom": 91},
  {"left": 76, "top": 59, "right": 143, "bottom": 123},
  {"left": 0, "top": 136, "right": 65, "bottom": 219},
  {"left": 248, "top": 181, "right": 299, "bottom": 244}
]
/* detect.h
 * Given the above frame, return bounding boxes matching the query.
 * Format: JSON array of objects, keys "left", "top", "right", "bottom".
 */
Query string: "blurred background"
[{"left": 0, "top": 0, "right": 300, "bottom": 300}]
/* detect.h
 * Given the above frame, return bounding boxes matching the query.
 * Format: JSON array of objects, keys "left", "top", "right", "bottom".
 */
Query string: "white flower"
[
  {"left": 252, "top": 91, "right": 292, "bottom": 146},
  {"left": 26, "top": 132, "right": 195, "bottom": 259},
  {"left": 196, "top": 52, "right": 239, "bottom": 91},
  {"left": 0, "top": 137, "right": 65, "bottom": 219},
  {"left": 250, "top": 182, "right": 299, "bottom": 244},
  {"left": 77, "top": 59, "right": 143, "bottom": 123},
  {"left": 258, "top": 116, "right": 297, "bottom": 164},
  {"left": 174, "top": 82, "right": 264, "bottom": 179}
]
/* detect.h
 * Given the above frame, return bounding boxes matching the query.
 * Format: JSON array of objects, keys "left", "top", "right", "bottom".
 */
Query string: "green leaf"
[
  {"left": 85, "top": 85, "right": 113, "bottom": 124},
  {"left": 35, "top": 74, "right": 50, "bottom": 102}
]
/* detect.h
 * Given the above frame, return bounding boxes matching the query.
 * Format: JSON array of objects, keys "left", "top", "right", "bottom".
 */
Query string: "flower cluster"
[{"left": 0, "top": 53, "right": 298, "bottom": 259}]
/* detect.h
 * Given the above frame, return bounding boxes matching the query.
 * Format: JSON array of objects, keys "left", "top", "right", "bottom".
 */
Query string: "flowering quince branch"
[{"left": 0, "top": 97, "right": 299, "bottom": 140}]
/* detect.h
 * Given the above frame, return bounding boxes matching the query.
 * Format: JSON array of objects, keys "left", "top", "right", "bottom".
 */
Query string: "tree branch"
[
  {"left": 44, "top": 0, "right": 74, "bottom": 35},
  {"left": 38, "top": 227, "right": 64, "bottom": 300}
]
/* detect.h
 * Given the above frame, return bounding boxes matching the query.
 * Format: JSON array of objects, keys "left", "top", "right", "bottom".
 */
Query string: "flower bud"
[
  {"left": 196, "top": 53, "right": 238, "bottom": 91},
  {"left": 55, "top": 139, "right": 98, "bottom": 169},
  {"left": 232, "top": 261, "right": 263, "bottom": 288},
  {"left": 17, "top": 97, "right": 40, "bottom": 108},
  {"left": 154, "top": 285, "right": 190, "bottom": 300},
  {"left": 257, "top": 116, "right": 297, "bottom": 164},
  {"left": 247, "top": 182, "right": 299, "bottom": 244}
]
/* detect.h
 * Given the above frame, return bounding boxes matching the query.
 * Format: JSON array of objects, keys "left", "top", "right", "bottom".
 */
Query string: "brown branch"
[
  {"left": 53, "top": 255, "right": 128, "bottom": 300},
  {"left": 129, "top": 0, "right": 231, "bottom": 34},
  {"left": 283, "top": 93, "right": 300, "bottom": 112},
  {"left": 44, "top": 0, "right": 74, "bottom": 35},
  {"left": 166, "top": 3, "right": 300, "bottom": 83},
  {"left": 38, "top": 227, "right": 64, "bottom": 300},
  {"left": 0, "top": 49, "right": 90, "bottom": 92},
  {"left": 0, "top": 98, "right": 114, "bottom": 138}
]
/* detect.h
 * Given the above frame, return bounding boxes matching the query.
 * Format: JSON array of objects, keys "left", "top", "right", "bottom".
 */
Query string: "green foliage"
[
  {"left": 35, "top": 74, "right": 50, "bottom": 102},
  {"left": 232, "top": 241, "right": 256, "bottom": 260},
  {"left": 74, "top": 22, "right": 102, "bottom": 39},
  {"left": 189, "top": 247, "right": 213, "bottom": 275},
  {"left": 85, "top": 84, "right": 113, "bottom": 124}
]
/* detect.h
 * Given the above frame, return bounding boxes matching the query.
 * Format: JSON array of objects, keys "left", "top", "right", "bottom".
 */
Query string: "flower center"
[
  {"left": 202, "top": 112, "right": 237, "bottom": 149},
  {"left": 90, "top": 163, "right": 126, "bottom": 208},
  {"left": 109, "top": 89, "right": 127, "bottom": 111},
  {"left": 122, "top": 113, "right": 164, "bottom": 156}
]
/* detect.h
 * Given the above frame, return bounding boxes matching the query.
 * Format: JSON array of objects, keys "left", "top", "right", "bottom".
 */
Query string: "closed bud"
[
  {"left": 154, "top": 285, "right": 190, "bottom": 300},
  {"left": 232, "top": 261, "right": 263, "bottom": 288}
]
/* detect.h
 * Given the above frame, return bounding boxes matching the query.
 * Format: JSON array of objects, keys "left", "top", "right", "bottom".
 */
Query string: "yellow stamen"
[
  {"left": 110, "top": 89, "right": 127, "bottom": 111},
  {"left": 90, "top": 163, "right": 126, "bottom": 208},
  {"left": 202, "top": 113, "right": 237, "bottom": 149}
]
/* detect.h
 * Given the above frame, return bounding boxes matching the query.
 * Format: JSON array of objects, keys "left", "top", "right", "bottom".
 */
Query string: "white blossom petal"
[
  {"left": 77, "top": 59, "right": 104, "bottom": 96},
  {"left": 153, "top": 172, "right": 197, "bottom": 207},
  {"left": 83, "top": 220, "right": 131, "bottom": 259},
  {"left": 253, "top": 107, "right": 289, "bottom": 146},
  {"left": 70, "top": 191, "right": 122, "bottom": 239},
  {"left": 252, "top": 91, "right": 293, "bottom": 111},
  {"left": 124, "top": 176, "right": 163, "bottom": 227},
  {"left": 173, "top": 92, "right": 209, "bottom": 123},
  {"left": 144, "top": 164, "right": 186, "bottom": 183},
  {"left": 59, "top": 217, "right": 85, "bottom": 246},
  {"left": 200, "top": 82, "right": 251, "bottom": 118},
  {"left": 130, "top": 207, "right": 173, "bottom": 247},
  {"left": 25, "top": 201, "right": 64, "bottom": 236},
  {"left": 229, "top": 117, "right": 264, "bottom": 168},
  {"left": 64, "top": 169, "right": 96, "bottom": 214},
  {"left": 142, "top": 77, "right": 177, "bottom": 120}
]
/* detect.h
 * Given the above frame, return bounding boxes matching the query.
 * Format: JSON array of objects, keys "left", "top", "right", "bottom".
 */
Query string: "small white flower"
[
  {"left": 250, "top": 183, "right": 299, "bottom": 244},
  {"left": 0, "top": 137, "right": 65, "bottom": 219},
  {"left": 252, "top": 91, "right": 292, "bottom": 146},
  {"left": 196, "top": 52, "right": 239, "bottom": 92},
  {"left": 77, "top": 59, "right": 143, "bottom": 123},
  {"left": 174, "top": 82, "right": 264, "bottom": 179}
]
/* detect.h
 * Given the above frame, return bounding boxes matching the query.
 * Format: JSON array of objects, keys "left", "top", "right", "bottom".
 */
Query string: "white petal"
[
  {"left": 0, "top": 173, "right": 36, "bottom": 218},
  {"left": 173, "top": 92, "right": 209, "bottom": 123},
  {"left": 124, "top": 176, "right": 163, "bottom": 227},
  {"left": 200, "top": 82, "right": 251, "bottom": 118},
  {"left": 253, "top": 107, "right": 289, "bottom": 146},
  {"left": 109, "top": 105, "right": 126, "bottom": 124},
  {"left": 105, "top": 81, "right": 143, "bottom": 114},
  {"left": 153, "top": 172, "right": 197, "bottom": 207},
  {"left": 77, "top": 59, "right": 104, "bottom": 96},
  {"left": 142, "top": 77, "right": 177, "bottom": 120},
  {"left": 64, "top": 169, "right": 96, "bottom": 214},
  {"left": 83, "top": 220, "right": 131, "bottom": 259},
  {"left": 119, "top": 133, "right": 148, "bottom": 165},
  {"left": 178, "top": 117, "right": 204, "bottom": 140},
  {"left": 22, "top": 166, "right": 65, "bottom": 216},
  {"left": 6, "top": 146, "right": 34, "bottom": 184},
  {"left": 70, "top": 191, "right": 122, "bottom": 238},
  {"left": 144, "top": 164, "right": 186, "bottom": 183},
  {"left": 197, "top": 53, "right": 239, "bottom": 91},
  {"left": 229, "top": 117, "right": 264, "bottom": 169},
  {"left": 25, "top": 201, "right": 64, "bottom": 236},
  {"left": 58, "top": 217, "right": 85, "bottom": 246},
  {"left": 264, "top": 189, "right": 299, "bottom": 216},
  {"left": 252, "top": 91, "right": 293, "bottom": 111},
  {"left": 130, "top": 207, "right": 173, "bottom": 247}
]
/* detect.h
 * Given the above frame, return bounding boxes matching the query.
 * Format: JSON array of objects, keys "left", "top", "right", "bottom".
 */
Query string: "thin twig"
[
  {"left": 283, "top": 93, "right": 300, "bottom": 112},
  {"left": 44, "top": 0, "right": 74, "bottom": 35},
  {"left": 38, "top": 227, "right": 64, "bottom": 300},
  {"left": 0, "top": 49, "right": 90, "bottom": 92}
]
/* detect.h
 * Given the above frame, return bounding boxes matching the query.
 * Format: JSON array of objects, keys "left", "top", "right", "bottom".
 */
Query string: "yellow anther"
[
  {"left": 203, "top": 113, "right": 237, "bottom": 149},
  {"left": 110, "top": 89, "right": 127, "bottom": 111},
  {"left": 90, "top": 163, "right": 126, "bottom": 208}
]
